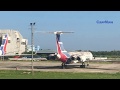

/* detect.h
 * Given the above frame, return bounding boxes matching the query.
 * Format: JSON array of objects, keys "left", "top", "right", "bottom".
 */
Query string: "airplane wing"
[
  {"left": 50, "top": 31, "right": 74, "bottom": 34},
  {"left": 0, "top": 54, "right": 34, "bottom": 56}
]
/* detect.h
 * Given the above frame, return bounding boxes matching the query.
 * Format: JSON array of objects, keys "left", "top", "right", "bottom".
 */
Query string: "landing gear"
[
  {"left": 80, "top": 62, "right": 85, "bottom": 68},
  {"left": 87, "top": 60, "right": 89, "bottom": 66},
  {"left": 61, "top": 63, "right": 66, "bottom": 69},
  {"left": 87, "top": 63, "right": 89, "bottom": 66}
]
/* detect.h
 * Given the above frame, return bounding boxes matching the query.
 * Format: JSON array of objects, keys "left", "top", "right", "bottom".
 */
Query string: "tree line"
[
  {"left": 90, "top": 50, "right": 120, "bottom": 58},
  {"left": 76, "top": 50, "right": 120, "bottom": 58}
]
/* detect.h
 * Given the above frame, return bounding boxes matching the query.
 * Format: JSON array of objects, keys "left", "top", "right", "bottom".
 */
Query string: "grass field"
[{"left": 0, "top": 70, "right": 120, "bottom": 79}]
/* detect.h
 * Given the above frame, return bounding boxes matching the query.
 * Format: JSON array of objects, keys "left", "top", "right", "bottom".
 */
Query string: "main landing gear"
[
  {"left": 80, "top": 61, "right": 89, "bottom": 68},
  {"left": 61, "top": 63, "right": 67, "bottom": 69},
  {"left": 80, "top": 62, "right": 86, "bottom": 68}
]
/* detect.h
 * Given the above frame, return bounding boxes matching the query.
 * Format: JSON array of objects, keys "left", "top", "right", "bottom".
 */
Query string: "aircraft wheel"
[
  {"left": 80, "top": 65, "right": 85, "bottom": 68},
  {"left": 80, "top": 62, "right": 85, "bottom": 68},
  {"left": 61, "top": 63, "right": 65, "bottom": 69},
  {"left": 87, "top": 64, "right": 89, "bottom": 66}
]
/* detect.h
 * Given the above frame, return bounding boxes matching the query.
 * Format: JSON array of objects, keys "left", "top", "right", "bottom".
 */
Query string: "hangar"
[
  {"left": 36, "top": 49, "right": 57, "bottom": 60},
  {"left": 36, "top": 49, "right": 56, "bottom": 55}
]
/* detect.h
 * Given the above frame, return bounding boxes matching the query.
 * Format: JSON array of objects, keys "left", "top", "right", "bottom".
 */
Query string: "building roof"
[{"left": 36, "top": 49, "right": 56, "bottom": 54}]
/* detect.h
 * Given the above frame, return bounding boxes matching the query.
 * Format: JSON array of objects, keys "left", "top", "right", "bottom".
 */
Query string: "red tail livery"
[{"left": 0, "top": 34, "right": 8, "bottom": 55}]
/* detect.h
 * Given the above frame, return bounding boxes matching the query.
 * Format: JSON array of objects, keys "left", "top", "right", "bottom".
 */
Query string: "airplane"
[
  {"left": 48, "top": 31, "right": 73, "bottom": 68},
  {"left": 0, "top": 34, "right": 35, "bottom": 60},
  {"left": 38, "top": 31, "right": 89, "bottom": 69}
]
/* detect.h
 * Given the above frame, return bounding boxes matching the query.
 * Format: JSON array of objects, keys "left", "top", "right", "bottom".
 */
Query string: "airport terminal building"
[{"left": 0, "top": 29, "right": 28, "bottom": 55}]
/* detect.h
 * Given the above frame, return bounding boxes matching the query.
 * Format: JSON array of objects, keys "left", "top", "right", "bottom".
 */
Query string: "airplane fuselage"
[
  {"left": 57, "top": 51, "right": 71, "bottom": 63},
  {"left": 56, "top": 33, "right": 71, "bottom": 63}
]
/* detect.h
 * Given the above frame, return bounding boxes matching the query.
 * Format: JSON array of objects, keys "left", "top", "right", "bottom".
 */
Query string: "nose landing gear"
[{"left": 80, "top": 62, "right": 85, "bottom": 68}]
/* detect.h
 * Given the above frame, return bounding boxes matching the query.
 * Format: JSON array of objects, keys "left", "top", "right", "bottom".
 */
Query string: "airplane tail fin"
[{"left": 0, "top": 34, "right": 8, "bottom": 55}]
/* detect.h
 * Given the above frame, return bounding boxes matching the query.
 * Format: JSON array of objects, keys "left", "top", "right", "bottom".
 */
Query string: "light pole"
[{"left": 30, "top": 22, "right": 35, "bottom": 75}]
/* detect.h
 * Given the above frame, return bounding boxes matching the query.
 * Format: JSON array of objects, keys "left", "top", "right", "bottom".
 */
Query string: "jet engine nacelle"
[
  {"left": 70, "top": 56, "right": 76, "bottom": 60},
  {"left": 76, "top": 55, "right": 86, "bottom": 62},
  {"left": 57, "top": 54, "right": 61, "bottom": 59},
  {"left": 79, "top": 55, "right": 86, "bottom": 62}
]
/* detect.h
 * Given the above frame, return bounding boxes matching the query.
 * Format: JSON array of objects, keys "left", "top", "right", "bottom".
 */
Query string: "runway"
[{"left": 0, "top": 60, "right": 120, "bottom": 73}]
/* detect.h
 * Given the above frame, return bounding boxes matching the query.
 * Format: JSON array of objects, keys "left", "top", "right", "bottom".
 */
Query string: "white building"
[{"left": 0, "top": 29, "right": 28, "bottom": 55}]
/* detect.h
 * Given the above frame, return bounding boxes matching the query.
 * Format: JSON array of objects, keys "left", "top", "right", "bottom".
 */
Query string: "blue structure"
[
  {"left": 35, "top": 45, "right": 40, "bottom": 51},
  {"left": 27, "top": 45, "right": 40, "bottom": 52}
]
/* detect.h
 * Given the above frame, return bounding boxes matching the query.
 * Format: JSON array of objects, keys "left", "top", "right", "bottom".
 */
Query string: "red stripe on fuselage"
[
  {"left": 3, "top": 35, "right": 8, "bottom": 54},
  {"left": 56, "top": 39, "right": 68, "bottom": 63}
]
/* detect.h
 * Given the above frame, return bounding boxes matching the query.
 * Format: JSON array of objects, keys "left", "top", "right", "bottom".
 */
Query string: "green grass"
[{"left": 0, "top": 70, "right": 120, "bottom": 79}]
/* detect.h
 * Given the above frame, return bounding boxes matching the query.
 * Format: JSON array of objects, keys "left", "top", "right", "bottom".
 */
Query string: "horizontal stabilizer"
[{"left": 35, "top": 31, "right": 74, "bottom": 34}]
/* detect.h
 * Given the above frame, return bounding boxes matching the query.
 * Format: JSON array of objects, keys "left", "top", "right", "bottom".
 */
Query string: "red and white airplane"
[
  {"left": 48, "top": 31, "right": 74, "bottom": 68},
  {"left": 46, "top": 31, "right": 90, "bottom": 69},
  {"left": 36, "top": 30, "right": 90, "bottom": 68}
]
